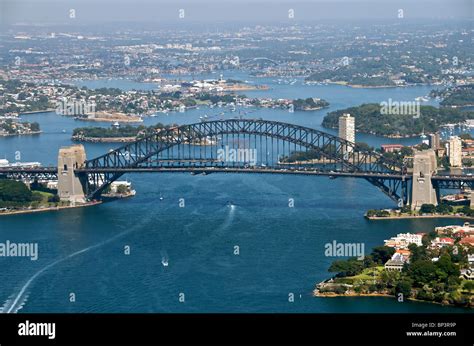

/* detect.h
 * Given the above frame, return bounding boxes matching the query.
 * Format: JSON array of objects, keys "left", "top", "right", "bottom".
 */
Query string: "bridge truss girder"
[
  {"left": 365, "top": 176, "right": 411, "bottom": 206},
  {"left": 432, "top": 179, "right": 474, "bottom": 190},
  {"left": 84, "top": 119, "right": 406, "bottom": 200}
]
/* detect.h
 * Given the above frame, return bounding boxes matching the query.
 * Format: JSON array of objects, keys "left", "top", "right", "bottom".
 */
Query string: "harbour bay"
[{"left": 0, "top": 78, "right": 471, "bottom": 313}]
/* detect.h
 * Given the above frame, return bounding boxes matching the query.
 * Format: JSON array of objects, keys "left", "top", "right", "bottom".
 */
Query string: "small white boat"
[
  {"left": 162, "top": 259, "right": 169, "bottom": 267},
  {"left": 415, "top": 96, "right": 429, "bottom": 102}
]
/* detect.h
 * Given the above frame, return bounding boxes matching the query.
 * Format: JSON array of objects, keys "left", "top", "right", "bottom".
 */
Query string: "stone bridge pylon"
[
  {"left": 57, "top": 145, "right": 87, "bottom": 203},
  {"left": 411, "top": 149, "right": 438, "bottom": 210}
]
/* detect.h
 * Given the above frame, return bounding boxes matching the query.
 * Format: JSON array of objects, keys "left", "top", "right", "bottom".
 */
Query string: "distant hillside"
[
  {"left": 438, "top": 85, "right": 474, "bottom": 107},
  {"left": 322, "top": 103, "right": 474, "bottom": 138}
]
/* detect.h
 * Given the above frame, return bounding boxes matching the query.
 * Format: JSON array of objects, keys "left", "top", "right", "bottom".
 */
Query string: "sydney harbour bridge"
[{"left": 1, "top": 119, "right": 474, "bottom": 209}]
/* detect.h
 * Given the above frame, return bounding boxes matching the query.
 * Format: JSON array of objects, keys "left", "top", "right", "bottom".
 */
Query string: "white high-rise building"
[
  {"left": 448, "top": 136, "right": 462, "bottom": 167},
  {"left": 338, "top": 113, "right": 355, "bottom": 153}
]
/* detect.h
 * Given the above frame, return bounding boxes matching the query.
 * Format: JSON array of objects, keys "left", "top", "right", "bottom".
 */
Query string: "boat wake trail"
[
  {"left": 218, "top": 204, "right": 236, "bottom": 233},
  {"left": 0, "top": 296, "right": 13, "bottom": 313},
  {"left": 2, "top": 214, "right": 151, "bottom": 314},
  {"left": 4, "top": 293, "right": 29, "bottom": 313}
]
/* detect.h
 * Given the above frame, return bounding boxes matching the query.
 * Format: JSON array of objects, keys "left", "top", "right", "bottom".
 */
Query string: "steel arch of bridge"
[{"left": 83, "top": 119, "right": 408, "bottom": 201}]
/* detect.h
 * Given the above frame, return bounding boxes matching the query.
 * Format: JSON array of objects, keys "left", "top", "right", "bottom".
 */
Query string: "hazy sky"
[{"left": 1, "top": 0, "right": 472, "bottom": 25}]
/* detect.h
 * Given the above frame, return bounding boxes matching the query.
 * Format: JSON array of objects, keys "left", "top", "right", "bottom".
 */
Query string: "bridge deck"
[
  {"left": 74, "top": 167, "right": 409, "bottom": 179},
  {"left": 2, "top": 166, "right": 474, "bottom": 183},
  {"left": 0, "top": 166, "right": 409, "bottom": 178}
]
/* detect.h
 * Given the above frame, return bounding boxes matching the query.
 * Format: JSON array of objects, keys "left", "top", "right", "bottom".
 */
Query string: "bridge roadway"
[
  {"left": 74, "top": 166, "right": 409, "bottom": 179},
  {"left": 0, "top": 165, "right": 416, "bottom": 180},
  {"left": 3, "top": 166, "right": 474, "bottom": 184},
  {"left": 0, "top": 165, "right": 407, "bottom": 178}
]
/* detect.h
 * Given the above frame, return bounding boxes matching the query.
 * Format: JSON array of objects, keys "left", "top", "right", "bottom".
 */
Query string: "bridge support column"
[
  {"left": 467, "top": 191, "right": 474, "bottom": 208},
  {"left": 58, "top": 145, "right": 87, "bottom": 204},
  {"left": 411, "top": 149, "right": 438, "bottom": 210}
]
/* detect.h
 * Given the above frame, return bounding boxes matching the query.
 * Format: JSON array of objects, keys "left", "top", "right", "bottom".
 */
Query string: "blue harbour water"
[{"left": 0, "top": 76, "right": 472, "bottom": 313}]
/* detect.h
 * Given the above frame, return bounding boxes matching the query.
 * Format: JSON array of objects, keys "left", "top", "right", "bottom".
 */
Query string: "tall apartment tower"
[
  {"left": 448, "top": 136, "right": 462, "bottom": 167},
  {"left": 429, "top": 132, "right": 440, "bottom": 150},
  {"left": 338, "top": 113, "right": 355, "bottom": 153}
]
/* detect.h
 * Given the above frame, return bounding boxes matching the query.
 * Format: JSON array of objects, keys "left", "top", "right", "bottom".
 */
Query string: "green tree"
[
  {"left": 371, "top": 246, "right": 395, "bottom": 264},
  {"left": 29, "top": 122, "right": 40, "bottom": 132},
  {"left": 400, "top": 206, "right": 411, "bottom": 213},
  {"left": 328, "top": 258, "right": 364, "bottom": 277},
  {"left": 400, "top": 146, "right": 414, "bottom": 157},
  {"left": 463, "top": 281, "right": 474, "bottom": 292},
  {"left": 460, "top": 133, "right": 473, "bottom": 140},
  {"left": 116, "top": 185, "right": 128, "bottom": 194},
  {"left": 354, "top": 142, "right": 372, "bottom": 152},
  {"left": 380, "top": 270, "right": 400, "bottom": 288},
  {"left": 460, "top": 205, "right": 474, "bottom": 216},
  {"left": 435, "top": 254, "right": 460, "bottom": 285},
  {"left": 366, "top": 209, "right": 377, "bottom": 217},
  {"left": 435, "top": 203, "right": 453, "bottom": 214},
  {"left": 408, "top": 243, "right": 429, "bottom": 262},
  {"left": 375, "top": 210, "right": 390, "bottom": 217},
  {"left": 0, "top": 180, "right": 32, "bottom": 203},
  {"left": 395, "top": 278, "right": 412, "bottom": 298},
  {"left": 408, "top": 260, "right": 437, "bottom": 286},
  {"left": 438, "top": 155, "right": 450, "bottom": 169},
  {"left": 419, "top": 204, "right": 436, "bottom": 214},
  {"left": 48, "top": 195, "right": 60, "bottom": 203}
]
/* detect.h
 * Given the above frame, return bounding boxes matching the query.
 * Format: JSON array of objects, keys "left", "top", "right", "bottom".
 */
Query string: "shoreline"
[
  {"left": 313, "top": 283, "right": 472, "bottom": 308},
  {"left": 72, "top": 136, "right": 137, "bottom": 143},
  {"left": 321, "top": 125, "right": 423, "bottom": 138},
  {"left": 296, "top": 105, "right": 329, "bottom": 111},
  {"left": 313, "top": 290, "right": 393, "bottom": 298},
  {"left": 74, "top": 117, "right": 143, "bottom": 123},
  {"left": 313, "top": 290, "right": 471, "bottom": 308},
  {"left": 0, "top": 131, "right": 42, "bottom": 137},
  {"left": 308, "top": 80, "right": 439, "bottom": 89},
  {"left": 19, "top": 109, "right": 55, "bottom": 115},
  {"left": 222, "top": 84, "right": 270, "bottom": 91},
  {"left": 0, "top": 200, "right": 102, "bottom": 216},
  {"left": 366, "top": 214, "right": 474, "bottom": 221}
]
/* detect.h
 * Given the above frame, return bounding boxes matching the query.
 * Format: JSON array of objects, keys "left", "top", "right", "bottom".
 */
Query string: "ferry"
[
  {"left": 0, "top": 159, "right": 42, "bottom": 168},
  {"left": 441, "top": 193, "right": 469, "bottom": 205}
]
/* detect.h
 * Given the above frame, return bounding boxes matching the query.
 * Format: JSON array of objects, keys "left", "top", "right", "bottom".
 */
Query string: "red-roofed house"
[
  {"left": 395, "top": 249, "right": 411, "bottom": 256},
  {"left": 459, "top": 237, "right": 474, "bottom": 246}
]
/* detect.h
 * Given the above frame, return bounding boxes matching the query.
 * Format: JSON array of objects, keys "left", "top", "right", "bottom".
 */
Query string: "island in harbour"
[{"left": 72, "top": 123, "right": 173, "bottom": 143}]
